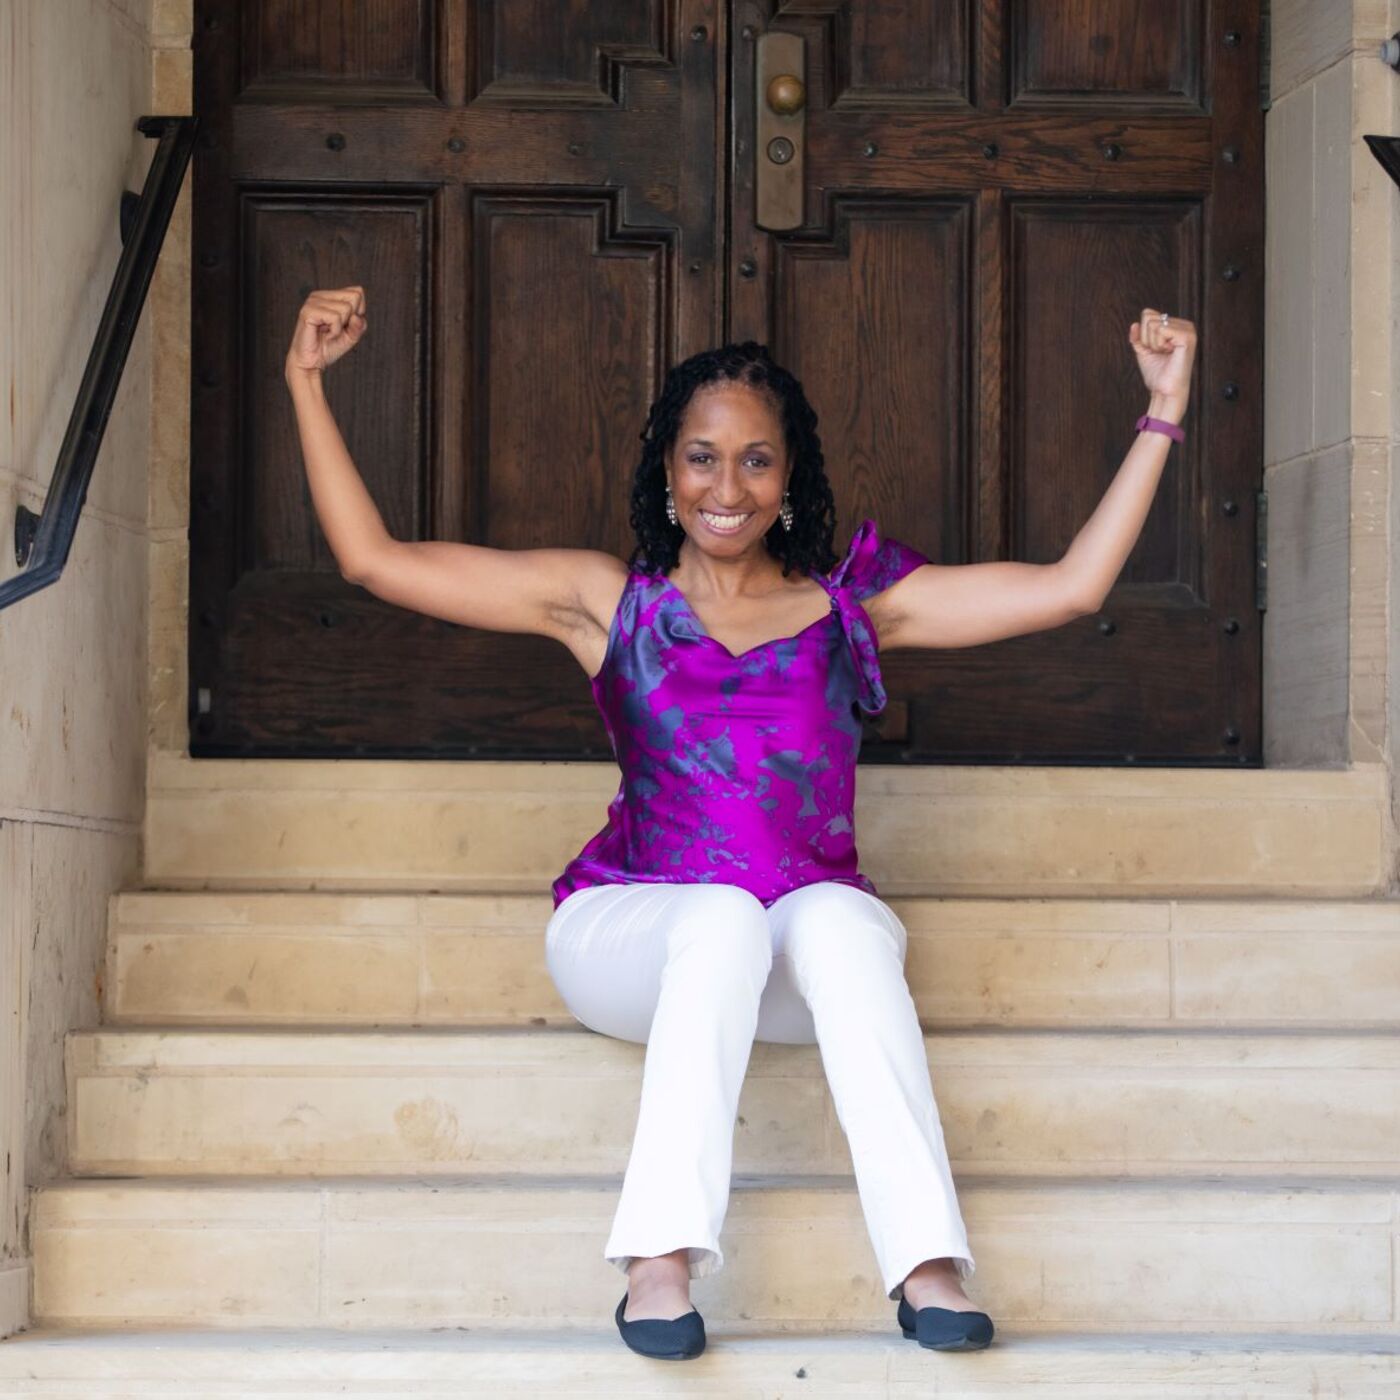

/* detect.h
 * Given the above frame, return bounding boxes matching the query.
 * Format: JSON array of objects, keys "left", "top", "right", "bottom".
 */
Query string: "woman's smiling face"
[{"left": 665, "top": 382, "right": 791, "bottom": 557}]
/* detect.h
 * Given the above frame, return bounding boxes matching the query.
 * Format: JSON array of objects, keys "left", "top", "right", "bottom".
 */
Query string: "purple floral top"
[{"left": 551, "top": 518, "right": 930, "bottom": 909}]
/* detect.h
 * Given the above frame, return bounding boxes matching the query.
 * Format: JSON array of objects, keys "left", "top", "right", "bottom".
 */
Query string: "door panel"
[
  {"left": 249, "top": 197, "right": 432, "bottom": 572},
  {"left": 1012, "top": 202, "right": 1200, "bottom": 580},
  {"left": 191, "top": 0, "right": 1262, "bottom": 763},
  {"left": 1015, "top": 0, "right": 1202, "bottom": 104},
  {"left": 771, "top": 201, "right": 972, "bottom": 565}
]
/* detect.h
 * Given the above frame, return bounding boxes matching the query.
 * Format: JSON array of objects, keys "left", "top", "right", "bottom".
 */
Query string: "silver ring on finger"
[{"left": 1160, "top": 312, "right": 1169, "bottom": 327}]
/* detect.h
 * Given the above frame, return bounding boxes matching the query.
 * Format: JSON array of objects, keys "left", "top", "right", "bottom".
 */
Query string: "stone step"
[
  {"left": 106, "top": 889, "right": 1400, "bottom": 1029},
  {"left": 65, "top": 1028, "right": 1400, "bottom": 1179},
  {"left": 0, "top": 1325, "right": 1397, "bottom": 1397},
  {"left": 142, "top": 751, "right": 1393, "bottom": 895},
  {"left": 28, "top": 1175, "right": 1399, "bottom": 1332}
]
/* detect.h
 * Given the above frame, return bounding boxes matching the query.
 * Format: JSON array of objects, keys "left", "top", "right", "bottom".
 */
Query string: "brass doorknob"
[{"left": 766, "top": 73, "right": 805, "bottom": 115}]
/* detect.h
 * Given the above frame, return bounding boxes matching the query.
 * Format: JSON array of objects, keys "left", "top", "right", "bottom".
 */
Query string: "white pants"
[{"left": 543, "top": 879, "right": 974, "bottom": 1300}]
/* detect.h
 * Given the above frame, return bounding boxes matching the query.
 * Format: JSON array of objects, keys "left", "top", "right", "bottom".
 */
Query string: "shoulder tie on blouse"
[{"left": 821, "top": 517, "right": 901, "bottom": 717}]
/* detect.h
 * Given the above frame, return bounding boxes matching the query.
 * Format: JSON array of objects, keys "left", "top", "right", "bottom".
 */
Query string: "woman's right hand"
[{"left": 285, "top": 285, "right": 367, "bottom": 378}]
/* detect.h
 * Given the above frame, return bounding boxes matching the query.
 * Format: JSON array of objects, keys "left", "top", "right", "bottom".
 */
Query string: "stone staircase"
[{"left": 1, "top": 754, "right": 1398, "bottom": 1395}]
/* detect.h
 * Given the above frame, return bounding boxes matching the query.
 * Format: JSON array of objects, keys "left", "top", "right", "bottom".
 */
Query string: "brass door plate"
[{"left": 755, "top": 30, "right": 805, "bottom": 231}]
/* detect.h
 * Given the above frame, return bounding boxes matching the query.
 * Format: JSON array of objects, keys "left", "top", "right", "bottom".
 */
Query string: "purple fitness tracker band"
[{"left": 1135, "top": 413, "right": 1185, "bottom": 443}]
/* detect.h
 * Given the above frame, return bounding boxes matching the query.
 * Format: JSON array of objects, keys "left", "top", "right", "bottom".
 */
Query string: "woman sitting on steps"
[{"left": 284, "top": 291, "right": 1196, "bottom": 1360}]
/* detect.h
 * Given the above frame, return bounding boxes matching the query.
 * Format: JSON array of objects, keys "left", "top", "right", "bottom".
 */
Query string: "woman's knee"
[
  {"left": 777, "top": 883, "right": 908, "bottom": 972},
  {"left": 663, "top": 884, "right": 774, "bottom": 983}
]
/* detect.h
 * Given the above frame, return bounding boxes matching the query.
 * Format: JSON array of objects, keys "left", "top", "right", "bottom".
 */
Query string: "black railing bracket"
[{"left": 14, "top": 504, "right": 39, "bottom": 568}]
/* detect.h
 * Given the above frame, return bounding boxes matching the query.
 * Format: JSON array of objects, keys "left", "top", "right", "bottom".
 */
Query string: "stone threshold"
[{"left": 0, "top": 1323, "right": 1397, "bottom": 1396}]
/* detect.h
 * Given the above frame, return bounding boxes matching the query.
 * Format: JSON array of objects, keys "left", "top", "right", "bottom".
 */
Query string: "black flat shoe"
[
  {"left": 614, "top": 1292, "right": 707, "bottom": 1359},
  {"left": 896, "top": 1293, "right": 995, "bottom": 1351}
]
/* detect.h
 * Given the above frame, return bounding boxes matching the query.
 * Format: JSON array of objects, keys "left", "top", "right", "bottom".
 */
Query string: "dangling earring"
[
  {"left": 665, "top": 485, "right": 678, "bottom": 526},
  {"left": 779, "top": 489, "right": 794, "bottom": 532}
]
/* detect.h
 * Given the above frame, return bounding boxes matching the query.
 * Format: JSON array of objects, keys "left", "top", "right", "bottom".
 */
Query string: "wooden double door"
[{"left": 190, "top": 0, "right": 1264, "bottom": 763}]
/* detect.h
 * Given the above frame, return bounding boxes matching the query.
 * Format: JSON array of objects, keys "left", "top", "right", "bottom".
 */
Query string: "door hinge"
[
  {"left": 1254, "top": 488, "right": 1268, "bottom": 612},
  {"left": 1259, "top": 0, "right": 1272, "bottom": 111}
]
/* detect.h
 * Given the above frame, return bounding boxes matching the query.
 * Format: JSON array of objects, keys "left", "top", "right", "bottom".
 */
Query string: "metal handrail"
[{"left": 2, "top": 114, "right": 197, "bottom": 611}]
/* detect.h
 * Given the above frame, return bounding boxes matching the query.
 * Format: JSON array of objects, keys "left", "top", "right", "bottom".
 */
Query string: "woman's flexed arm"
[
  {"left": 284, "top": 285, "right": 388, "bottom": 580},
  {"left": 283, "top": 284, "right": 620, "bottom": 644},
  {"left": 1057, "top": 306, "right": 1197, "bottom": 611},
  {"left": 874, "top": 307, "right": 1197, "bottom": 651}
]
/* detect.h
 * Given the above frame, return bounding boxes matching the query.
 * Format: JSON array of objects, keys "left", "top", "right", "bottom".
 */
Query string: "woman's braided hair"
[{"left": 626, "top": 341, "right": 839, "bottom": 579}]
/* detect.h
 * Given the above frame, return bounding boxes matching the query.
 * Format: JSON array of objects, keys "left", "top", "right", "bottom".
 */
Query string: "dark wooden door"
[
  {"left": 731, "top": 0, "right": 1263, "bottom": 763},
  {"left": 191, "top": 1, "right": 1263, "bottom": 764},
  {"left": 190, "top": 0, "right": 725, "bottom": 759}
]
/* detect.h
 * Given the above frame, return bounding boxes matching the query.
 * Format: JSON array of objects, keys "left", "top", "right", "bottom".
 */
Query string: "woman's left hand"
[{"left": 1128, "top": 307, "right": 1197, "bottom": 405}]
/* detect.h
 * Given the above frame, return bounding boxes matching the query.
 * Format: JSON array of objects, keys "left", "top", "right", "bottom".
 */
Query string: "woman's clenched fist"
[
  {"left": 285, "top": 285, "right": 367, "bottom": 378},
  {"left": 1128, "top": 306, "right": 1196, "bottom": 406}
]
